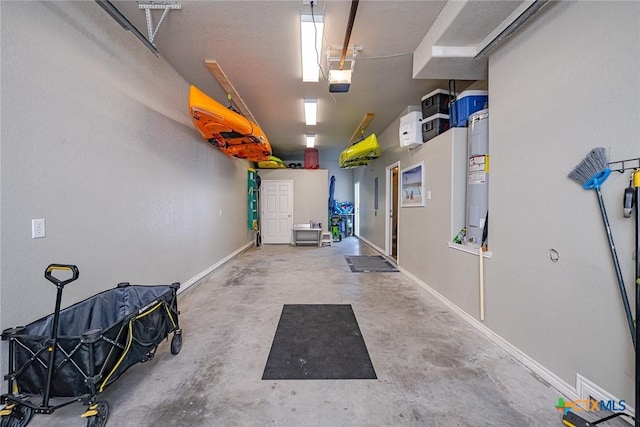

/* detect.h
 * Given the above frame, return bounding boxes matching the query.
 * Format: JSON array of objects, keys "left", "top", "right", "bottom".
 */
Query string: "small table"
[{"left": 292, "top": 227, "right": 322, "bottom": 246}]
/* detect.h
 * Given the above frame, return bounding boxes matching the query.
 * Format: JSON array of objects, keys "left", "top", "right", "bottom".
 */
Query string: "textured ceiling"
[{"left": 110, "top": 1, "right": 519, "bottom": 158}]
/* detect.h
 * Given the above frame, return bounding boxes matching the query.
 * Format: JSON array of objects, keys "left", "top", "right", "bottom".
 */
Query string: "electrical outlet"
[{"left": 32, "top": 219, "right": 45, "bottom": 239}]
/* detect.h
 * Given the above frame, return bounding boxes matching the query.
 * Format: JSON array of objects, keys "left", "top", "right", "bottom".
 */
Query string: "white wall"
[
  {"left": 355, "top": 0, "right": 639, "bottom": 408},
  {"left": 0, "top": 0, "right": 253, "bottom": 358},
  {"left": 257, "top": 169, "right": 329, "bottom": 230}
]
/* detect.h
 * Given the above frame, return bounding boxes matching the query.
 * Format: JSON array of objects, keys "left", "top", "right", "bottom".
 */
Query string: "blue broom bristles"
[{"left": 568, "top": 147, "right": 611, "bottom": 189}]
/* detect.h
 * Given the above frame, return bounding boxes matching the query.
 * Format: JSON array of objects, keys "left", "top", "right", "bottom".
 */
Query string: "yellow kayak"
[
  {"left": 339, "top": 133, "right": 380, "bottom": 168},
  {"left": 257, "top": 156, "right": 287, "bottom": 169},
  {"left": 189, "top": 85, "right": 272, "bottom": 162}
]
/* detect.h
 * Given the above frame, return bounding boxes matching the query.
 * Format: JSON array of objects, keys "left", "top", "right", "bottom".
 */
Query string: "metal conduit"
[{"left": 474, "top": 0, "right": 549, "bottom": 59}]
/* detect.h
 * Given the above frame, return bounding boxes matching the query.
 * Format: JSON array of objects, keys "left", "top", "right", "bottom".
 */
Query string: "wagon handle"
[
  {"left": 42, "top": 264, "right": 79, "bottom": 408},
  {"left": 44, "top": 264, "right": 79, "bottom": 288}
]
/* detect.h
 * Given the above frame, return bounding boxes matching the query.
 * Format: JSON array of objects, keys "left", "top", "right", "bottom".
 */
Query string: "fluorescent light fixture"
[
  {"left": 304, "top": 98, "right": 317, "bottom": 125},
  {"left": 306, "top": 134, "right": 316, "bottom": 148},
  {"left": 328, "top": 69, "right": 352, "bottom": 93},
  {"left": 300, "top": 14, "right": 324, "bottom": 82}
]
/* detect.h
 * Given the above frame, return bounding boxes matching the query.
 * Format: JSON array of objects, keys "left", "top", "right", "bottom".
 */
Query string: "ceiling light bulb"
[
  {"left": 304, "top": 99, "right": 317, "bottom": 125},
  {"left": 300, "top": 14, "right": 324, "bottom": 82},
  {"left": 306, "top": 134, "right": 316, "bottom": 148}
]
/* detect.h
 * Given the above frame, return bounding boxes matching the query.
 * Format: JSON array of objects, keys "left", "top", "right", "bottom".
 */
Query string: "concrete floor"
[{"left": 23, "top": 238, "right": 608, "bottom": 426}]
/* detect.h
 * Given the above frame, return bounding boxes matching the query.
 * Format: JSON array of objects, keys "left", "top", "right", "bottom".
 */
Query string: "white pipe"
[{"left": 479, "top": 246, "right": 485, "bottom": 321}]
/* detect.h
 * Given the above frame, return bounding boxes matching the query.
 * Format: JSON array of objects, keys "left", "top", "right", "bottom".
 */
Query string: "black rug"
[
  {"left": 262, "top": 304, "right": 377, "bottom": 380},
  {"left": 345, "top": 255, "right": 399, "bottom": 273}
]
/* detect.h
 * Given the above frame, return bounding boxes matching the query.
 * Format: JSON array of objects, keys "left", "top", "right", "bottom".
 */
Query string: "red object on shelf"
[{"left": 304, "top": 148, "right": 319, "bottom": 169}]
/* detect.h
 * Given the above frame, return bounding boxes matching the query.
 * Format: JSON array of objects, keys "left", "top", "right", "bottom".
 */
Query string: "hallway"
[{"left": 30, "top": 238, "right": 568, "bottom": 426}]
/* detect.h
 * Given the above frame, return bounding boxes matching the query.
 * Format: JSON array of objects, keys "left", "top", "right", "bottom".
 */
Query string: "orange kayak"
[{"left": 189, "top": 85, "right": 272, "bottom": 162}]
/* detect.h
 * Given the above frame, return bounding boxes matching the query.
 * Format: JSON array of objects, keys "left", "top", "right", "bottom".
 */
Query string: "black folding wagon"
[{"left": 0, "top": 264, "right": 182, "bottom": 427}]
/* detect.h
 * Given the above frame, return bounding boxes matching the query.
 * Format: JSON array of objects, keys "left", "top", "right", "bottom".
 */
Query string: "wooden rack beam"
[
  {"left": 349, "top": 112, "right": 375, "bottom": 145},
  {"left": 205, "top": 59, "right": 258, "bottom": 125}
]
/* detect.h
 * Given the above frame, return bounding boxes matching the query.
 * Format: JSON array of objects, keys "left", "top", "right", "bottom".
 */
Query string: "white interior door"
[
  {"left": 386, "top": 162, "right": 399, "bottom": 258},
  {"left": 261, "top": 180, "right": 293, "bottom": 244}
]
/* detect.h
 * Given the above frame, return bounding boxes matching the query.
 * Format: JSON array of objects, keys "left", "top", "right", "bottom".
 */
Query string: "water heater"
[{"left": 464, "top": 109, "right": 489, "bottom": 248}]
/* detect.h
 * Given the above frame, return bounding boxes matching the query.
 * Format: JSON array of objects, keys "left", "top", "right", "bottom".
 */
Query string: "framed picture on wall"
[{"left": 400, "top": 161, "right": 425, "bottom": 207}]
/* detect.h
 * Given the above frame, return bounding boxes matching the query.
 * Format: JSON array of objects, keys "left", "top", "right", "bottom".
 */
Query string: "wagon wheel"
[
  {"left": 85, "top": 401, "right": 109, "bottom": 427},
  {"left": 0, "top": 404, "right": 33, "bottom": 427},
  {"left": 170, "top": 330, "right": 183, "bottom": 355}
]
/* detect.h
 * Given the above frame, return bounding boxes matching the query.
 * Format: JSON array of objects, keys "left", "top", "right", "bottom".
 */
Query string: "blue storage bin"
[{"left": 450, "top": 90, "right": 488, "bottom": 127}]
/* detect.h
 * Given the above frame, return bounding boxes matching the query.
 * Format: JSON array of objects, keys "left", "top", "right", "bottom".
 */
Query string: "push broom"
[
  {"left": 568, "top": 147, "right": 635, "bottom": 343},
  {"left": 563, "top": 148, "right": 637, "bottom": 427}
]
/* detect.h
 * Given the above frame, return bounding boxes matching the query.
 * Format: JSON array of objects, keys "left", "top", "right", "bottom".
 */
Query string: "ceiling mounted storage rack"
[
  {"left": 138, "top": 2, "right": 182, "bottom": 46},
  {"left": 348, "top": 113, "right": 374, "bottom": 146},
  {"left": 95, "top": 0, "right": 160, "bottom": 56},
  {"left": 205, "top": 60, "right": 259, "bottom": 126}
]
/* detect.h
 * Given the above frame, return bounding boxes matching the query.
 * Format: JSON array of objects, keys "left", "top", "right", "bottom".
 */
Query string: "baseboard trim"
[
  {"left": 576, "top": 374, "right": 634, "bottom": 421},
  {"left": 397, "top": 265, "right": 580, "bottom": 402},
  {"left": 358, "top": 236, "right": 386, "bottom": 256},
  {"left": 178, "top": 241, "right": 254, "bottom": 295}
]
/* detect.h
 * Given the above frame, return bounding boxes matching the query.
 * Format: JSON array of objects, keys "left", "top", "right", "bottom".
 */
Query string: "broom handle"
[
  {"left": 479, "top": 246, "right": 485, "bottom": 321},
  {"left": 633, "top": 174, "right": 639, "bottom": 427},
  {"left": 595, "top": 187, "right": 636, "bottom": 346}
]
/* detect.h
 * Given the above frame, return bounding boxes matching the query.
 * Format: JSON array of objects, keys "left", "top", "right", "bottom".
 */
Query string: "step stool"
[{"left": 320, "top": 232, "right": 333, "bottom": 247}]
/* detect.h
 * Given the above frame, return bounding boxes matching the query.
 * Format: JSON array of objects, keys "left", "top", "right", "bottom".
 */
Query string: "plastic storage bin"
[
  {"left": 421, "top": 113, "right": 450, "bottom": 142},
  {"left": 450, "top": 90, "right": 488, "bottom": 127},
  {"left": 421, "top": 89, "right": 454, "bottom": 118},
  {"left": 304, "top": 148, "right": 319, "bottom": 169}
]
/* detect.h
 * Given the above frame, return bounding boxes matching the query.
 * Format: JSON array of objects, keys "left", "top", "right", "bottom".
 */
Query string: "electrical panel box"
[{"left": 399, "top": 111, "right": 423, "bottom": 148}]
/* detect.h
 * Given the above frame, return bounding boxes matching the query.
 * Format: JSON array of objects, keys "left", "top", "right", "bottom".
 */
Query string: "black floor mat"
[
  {"left": 345, "top": 255, "right": 399, "bottom": 272},
  {"left": 262, "top": 304, "right": 377, "bottom": 380}
]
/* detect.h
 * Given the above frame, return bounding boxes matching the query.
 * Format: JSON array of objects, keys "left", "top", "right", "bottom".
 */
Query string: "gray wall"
[
  {"left": 258, "top": 169, "right": 329, "bottom": 230},
  {"left": 2, "top": 0, "right": 638, "bottom": 409},
  {"left": 487, "top": 0, "right": 639, "bottom": 403},
  {"left": 279, "top": 146, "right": 353, "bottom": 205},
  {"left": 0, "top": 0, "right": 253, "bottom": 361},
  {"left": 354, "top": 122, "right": 473, "bottom": 310},
  {"left": 355, "top": 0, "right": 639, "bottom": 407},
  {"left": 321, "top": 147, "right": 353, "bottom": 207}
]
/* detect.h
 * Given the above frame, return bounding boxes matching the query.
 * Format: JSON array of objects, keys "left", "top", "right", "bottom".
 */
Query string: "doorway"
[
  {"left": 386, "top": 162, "right": 399, "bottom": 259},
  {"left": 354, "top": 181, "right": 360, "bottom": 236},
  {"left": 261, "top": 180, "right": 293, "bottom": 244}
]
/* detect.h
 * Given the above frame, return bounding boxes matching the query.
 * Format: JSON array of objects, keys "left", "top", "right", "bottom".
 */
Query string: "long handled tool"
[
  {"left": 632, "top": 169, "right": 639, "bottom": 427},
  {"left": 564, "top": 151, "right": 638, "bottom": 427},
  {"left": 568, "top": 147, "right": 635, "bottom": 345}
]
